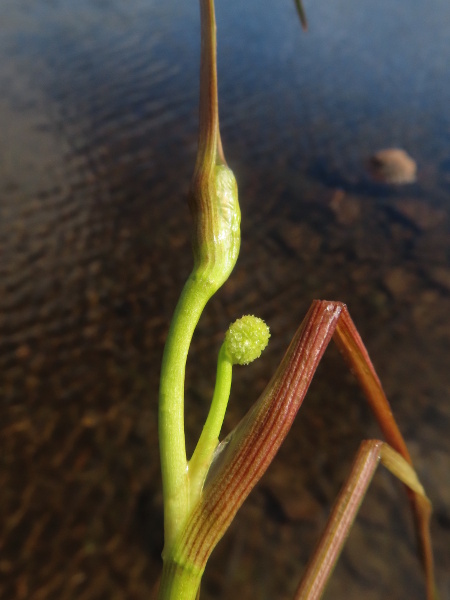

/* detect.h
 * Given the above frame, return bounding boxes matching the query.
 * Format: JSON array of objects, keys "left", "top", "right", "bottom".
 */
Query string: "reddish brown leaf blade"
[
  {"left": 333, "top": 306, "right": 436, "bottom": 599},
  {"left": 294, "top": 440, "right": 436, "bottom": 600},
  {"left": 333, "top": 305, "right": 412, "bottom": 463},
  {"left": 175, "top": 300, "right": 343, "bottom": 570},
  {"left": 294, "top": 440, "right": 383, "bottom": 600},
  {"left": 414, "top": 494, "right": 436, "bottom": 600}
]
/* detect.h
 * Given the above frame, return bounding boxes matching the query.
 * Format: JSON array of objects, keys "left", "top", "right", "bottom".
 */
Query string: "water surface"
[{"left": 1, "top": 1, "right": 449, "bottom": 599}]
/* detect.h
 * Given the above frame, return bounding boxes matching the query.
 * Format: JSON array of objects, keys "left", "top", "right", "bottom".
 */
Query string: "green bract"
[
  {"left": 189, "top": 163, "right": 240, "bottom": 289},
  {"left": 225, "top": 315, "right": 270, "bottom": 365}
]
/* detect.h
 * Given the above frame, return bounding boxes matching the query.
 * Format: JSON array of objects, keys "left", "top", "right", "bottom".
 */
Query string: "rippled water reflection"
[{"left": 1, "top": 1, "right": 449, "bottom": 599}]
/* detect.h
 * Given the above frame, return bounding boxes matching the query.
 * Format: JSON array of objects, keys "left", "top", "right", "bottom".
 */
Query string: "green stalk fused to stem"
[{"left": 189, "top": 316, "right": 270, "bottom": 500}]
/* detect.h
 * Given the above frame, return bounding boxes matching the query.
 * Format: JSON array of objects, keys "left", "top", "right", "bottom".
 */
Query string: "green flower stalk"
[{"left": 189, "top": 316, "right": 270, "bottom": 500}]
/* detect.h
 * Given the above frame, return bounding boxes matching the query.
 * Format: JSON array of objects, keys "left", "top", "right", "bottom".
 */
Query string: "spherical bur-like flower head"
[{"left": 225, "top": 315, "right": 270, "bottom": 365}]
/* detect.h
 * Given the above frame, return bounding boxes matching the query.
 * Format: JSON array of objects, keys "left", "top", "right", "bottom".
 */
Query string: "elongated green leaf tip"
[{"left": 225, "top": 315, "right": 270, "bottom": 365}]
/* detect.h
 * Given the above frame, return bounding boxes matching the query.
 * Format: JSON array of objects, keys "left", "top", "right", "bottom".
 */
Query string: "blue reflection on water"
[{"left": 3, "top": 0, "right": 450, "bottom": 204}]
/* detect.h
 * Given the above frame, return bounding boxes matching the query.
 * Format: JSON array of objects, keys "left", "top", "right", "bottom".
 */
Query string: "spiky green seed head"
[{"left": 225, "top": 315, "right": 270, "bottom": 365}]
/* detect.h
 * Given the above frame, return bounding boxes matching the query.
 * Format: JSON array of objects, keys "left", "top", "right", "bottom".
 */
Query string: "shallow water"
[{"left": 1, "top": 1, "right": 449, "bottom": 599}]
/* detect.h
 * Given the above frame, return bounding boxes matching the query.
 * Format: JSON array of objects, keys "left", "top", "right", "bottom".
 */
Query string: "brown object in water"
[{"left": 367, "top": 148, "right": 417, "bottom": 184}]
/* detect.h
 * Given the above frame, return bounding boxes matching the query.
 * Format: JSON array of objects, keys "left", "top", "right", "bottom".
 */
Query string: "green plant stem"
[
  {"left": 157, "top": 557, "right": 203, "bottom": 600},
  {"left": 189, "top": 343, "right": 232, "bottom": 500},
  {"left": 159, "top": 274, "right": 216, "bottom": 552},
  {"left": 159, "top": 0, "right": 239, "bottom": 583}
]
